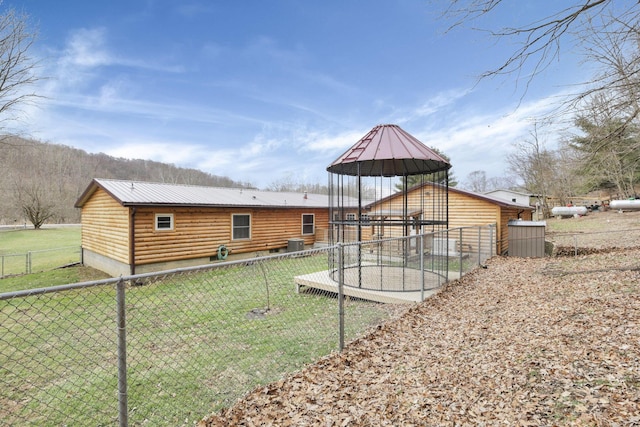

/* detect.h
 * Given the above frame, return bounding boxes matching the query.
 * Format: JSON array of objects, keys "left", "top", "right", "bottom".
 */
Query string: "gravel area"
[{"left": 199, "top": 210, "right": 640, "bottom": 426}]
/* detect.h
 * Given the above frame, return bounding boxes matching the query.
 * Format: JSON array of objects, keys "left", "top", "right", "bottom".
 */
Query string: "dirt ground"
[{"left": 199, "top": 210, "right": 640, "bottom": 426}]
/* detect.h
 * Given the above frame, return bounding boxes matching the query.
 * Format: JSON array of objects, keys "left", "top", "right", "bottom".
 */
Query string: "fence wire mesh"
[
  {"left": 546, "top": 227, "right": 640, "bottom": 255},
  {"left": 0, "top": 246, "right": 81, "bottom": 278},
  {"left": 1, "top": 226, "right": 494, "bottom": 426}
]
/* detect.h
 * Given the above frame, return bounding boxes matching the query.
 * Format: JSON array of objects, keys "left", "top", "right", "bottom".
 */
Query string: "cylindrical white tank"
[
  {"left": 610, "top": 199, "right": 640, "bottom": 210},
  {"left": 551, "top": 206, "right": 588, "bottom": 216}
]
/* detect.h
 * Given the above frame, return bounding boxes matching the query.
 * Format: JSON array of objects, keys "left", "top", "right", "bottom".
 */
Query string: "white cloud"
[
  {"left": 302, "top": 129, "right": 369, "bottom": 153},
  {"left": 415, "top": 93, "right": 569, "bottom": 179},
  {"left": 63, "top": 28, "right": 112, "bottom": 68},
  {"left": 105, "top": 141, "right": 206, "bottom": 165}
]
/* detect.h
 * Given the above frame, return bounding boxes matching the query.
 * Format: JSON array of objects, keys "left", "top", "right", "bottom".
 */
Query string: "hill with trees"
[{"left": 0, "top": 136, "right": 254, "bottom": 226}]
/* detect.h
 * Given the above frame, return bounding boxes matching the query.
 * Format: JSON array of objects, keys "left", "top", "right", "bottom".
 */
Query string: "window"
[
  {"left": 346, "top": 213, "right": 356, "bottom": 222},
  {"left": 232, "top": 214, "right": 251, "bottom": 240},
  {"left": 360, "top": 214, "right": 370, "bottom": 225},
  {"left": 302, "top": 214, "right": 315, "bottom": 235},
  {"left": 155, "top": 213, "right": 174, "bottom": 231}
]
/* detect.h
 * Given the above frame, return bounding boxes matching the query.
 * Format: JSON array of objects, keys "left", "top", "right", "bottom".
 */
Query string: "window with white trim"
[
  {"left": 346, "top": 213, "right": 356, "bottom": 221},
  {"left": 232, "top": 214, "right": 251, "bottom": 240},
  {"left": 155, "top": 213, "right": 174, "bottom": 231},
  {"left": 302, "top": 214, "right": 315, "bottom": 235}
]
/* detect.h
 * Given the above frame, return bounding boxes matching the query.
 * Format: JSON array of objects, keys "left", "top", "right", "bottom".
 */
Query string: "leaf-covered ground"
[{"left": 199, "top": 211, "right": 640, "bottom": 426}]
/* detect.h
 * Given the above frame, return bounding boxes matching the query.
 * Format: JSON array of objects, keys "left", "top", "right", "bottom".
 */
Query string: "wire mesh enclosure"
[{"left": 326, "top": 124, "right": 451, "bottom": 292}]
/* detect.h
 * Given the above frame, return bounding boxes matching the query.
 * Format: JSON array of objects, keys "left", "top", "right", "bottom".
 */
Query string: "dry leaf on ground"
[{"left": 199, "top": 211, "right": 640, "bottom": 426}]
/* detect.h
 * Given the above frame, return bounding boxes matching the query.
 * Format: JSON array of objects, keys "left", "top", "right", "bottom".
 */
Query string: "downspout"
[{"left": 129, "top": 207, "right": 137, "bottom": 275}]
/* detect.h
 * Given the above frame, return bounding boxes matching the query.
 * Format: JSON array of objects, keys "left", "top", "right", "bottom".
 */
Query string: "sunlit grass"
[
  {"left": 0, "top": 226, "right": 81, "bottom": 278},
  {"left": 1, "top": 253, "right": 397, "bottom": 426}
]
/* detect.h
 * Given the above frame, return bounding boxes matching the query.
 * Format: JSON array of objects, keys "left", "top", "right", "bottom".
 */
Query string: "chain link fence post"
[
  {"left": 419, "top": 234, "right": 425, "bottom": 302},
  {"left": 337, "top": 243, "right": 345, "bottom": 352},
  {"left": 458, "top": 228, "right": 463, "bottom": 277},
  {"left": 117, "top": 277, "right": 128, "bottom": 427}
]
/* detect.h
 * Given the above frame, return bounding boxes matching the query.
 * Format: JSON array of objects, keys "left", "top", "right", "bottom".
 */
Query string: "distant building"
[{"left": 484, "top": 189, "right": 537, "bottom": 207}]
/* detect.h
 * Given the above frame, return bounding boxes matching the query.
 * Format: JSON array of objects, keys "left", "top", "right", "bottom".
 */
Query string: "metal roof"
[
  {"left": 327, "top": 124, "right": 451, "bottom": 177},
  {"left": 365, "top": 182, "right": 534, "bottom": 210},
  {"left": 75, "top": 178, "right": 332, "bottom": 208}
]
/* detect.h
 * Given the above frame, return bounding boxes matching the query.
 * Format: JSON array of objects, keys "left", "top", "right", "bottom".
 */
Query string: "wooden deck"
[{"left": 294, "top": 266, "right": 460, "bottom": 304}]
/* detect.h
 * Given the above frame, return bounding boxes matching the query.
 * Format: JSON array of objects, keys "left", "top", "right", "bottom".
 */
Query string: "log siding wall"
[
  {"left": 80, "top": 188, "right": 130, "bottom": 264},
  {"left": 79, "top": 184, "right": 531, "bottom": 275},
  {"left": 132, "top": 206, "right": 329, "bottom": 265},
  {"left": 366, "top": 186, "right": 532, "bottom": 254}
]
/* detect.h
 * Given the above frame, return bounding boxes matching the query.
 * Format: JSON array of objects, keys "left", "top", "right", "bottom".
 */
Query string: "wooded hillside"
[{"left": 0, "top": 136, "right": 253, "bottom": 225}]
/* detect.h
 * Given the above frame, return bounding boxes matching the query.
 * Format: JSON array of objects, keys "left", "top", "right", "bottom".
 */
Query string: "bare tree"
[
  {"left": 463, "top": 170, "right": 488, "bottom": 193},
  {"left": 439, "top": 1, "right": 639, "bottom": 98},
  {"left": 507, "top": 123, "right": 580, "bottom": 214},
  {"left": 14, "top": 182, "right": 56, "bottom": 229},
  {"left": 0, "top": 5, "right": 42, "bottom": 140}
]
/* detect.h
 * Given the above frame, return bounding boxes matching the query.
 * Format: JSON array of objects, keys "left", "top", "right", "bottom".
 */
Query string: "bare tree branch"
[
  {"left": 438, "top": 0, "right": 634, "bottom": 96},
  {"left": 0, "top": 5, "right": 43, "bottom": 138}
]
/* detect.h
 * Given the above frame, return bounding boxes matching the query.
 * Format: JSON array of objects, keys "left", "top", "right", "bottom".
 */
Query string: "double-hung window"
[
  {"left": 232, "top": 214, "right": 251, "bottom": 240},
  {"left": 302, "top": 214, "right": 315, "bottom": 235}
]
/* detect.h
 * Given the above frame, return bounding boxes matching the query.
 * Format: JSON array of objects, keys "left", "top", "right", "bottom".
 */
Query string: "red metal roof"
[{"left": 327, "top": 124, "right": 451, "bottom": 176}]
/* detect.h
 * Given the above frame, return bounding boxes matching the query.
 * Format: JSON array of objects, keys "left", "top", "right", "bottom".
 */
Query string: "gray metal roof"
[
  {"left": 364, "top": 182, "right": 533, "bottom": 211},
  {"left": 75, "top": 178, "right": 332, "bottom": 208}
]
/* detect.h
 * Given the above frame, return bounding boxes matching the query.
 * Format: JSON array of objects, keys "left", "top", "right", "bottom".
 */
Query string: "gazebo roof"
[{"left": 326, "top": 124, "right": 451, "bottom": 176}]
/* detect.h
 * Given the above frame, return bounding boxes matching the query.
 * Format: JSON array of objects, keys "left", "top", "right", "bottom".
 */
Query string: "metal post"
[
  {"left": 445, "top": 230, "right": 449, "bottom": 283},
  {"left": 490, "top": 225, "right": 495, "bottom": 257},
  {"left": 478, "top": 226, "right": 482, "bottom": 266},
  {"left": 419, "top": 234, "right": 424, "bottom": 302},
  {"left": 117, "top": 278, "right": 128, "bottom": 427},
  {"left": 459, "top": 228, "right": 463, "bottom": 277},
  {"left": 337, "top": 243, "right": 345, "bottom": 352}
]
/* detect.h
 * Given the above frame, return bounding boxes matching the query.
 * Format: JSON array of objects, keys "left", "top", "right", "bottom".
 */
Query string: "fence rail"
[
  {"left": 0, "top": 246, "right": 81, "bottom": 278},
  {"left": 546, "top": 227, "right": 640, "bottom": 256},
  {"left": 0, "top": 226, "right": 494, "bottom": 426}
]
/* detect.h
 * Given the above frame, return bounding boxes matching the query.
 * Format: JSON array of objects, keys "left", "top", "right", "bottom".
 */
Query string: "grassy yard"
[
  {"left": 1, "top": 225, "right": 491, "bottom": 425},
  {"left": 1, "top": 252, "right": 400, "bottom": 426},
  {"left": 0, "top": 226, "right": 81, "bottom": 253},
  {"left": 0, "top": 226, "right": 84, "bottom": 282}
]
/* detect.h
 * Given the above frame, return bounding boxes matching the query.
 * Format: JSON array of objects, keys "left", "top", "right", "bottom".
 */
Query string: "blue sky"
[{"left": 12, "top": 0, "right": 590, "bottom": 188}]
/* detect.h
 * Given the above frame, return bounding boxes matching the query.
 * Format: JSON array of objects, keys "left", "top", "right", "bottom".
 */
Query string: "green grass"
[
  {"left": 1, "top": 226, "right": 471, "bottom": 425},
  {"left": 0, "top": 226, "right": 82, "bottom": 278},
  {"left": 0, "top": 226, "right": 80, "bottom": 252},
  {"left": 0, "top": 266, "right": 111, "bottom": 293},
  {"left": 0, "top": 253, "right": 397, "bottom": 426}
]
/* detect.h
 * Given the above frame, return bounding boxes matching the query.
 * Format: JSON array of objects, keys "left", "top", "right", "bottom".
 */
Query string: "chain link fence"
[
  {"left": 0, "top": 226, "right": 494, "bottom": 426},
  {"left": 0, "top": 246, "right": 81, "bottom": 278},
  {"left": 546, "top": 227, "right": 640, "bottom": 256}
]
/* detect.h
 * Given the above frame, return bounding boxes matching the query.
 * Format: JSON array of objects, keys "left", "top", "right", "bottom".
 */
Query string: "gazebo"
[{"left": 326, "top": 124, "right": 451, "bottom": 293}]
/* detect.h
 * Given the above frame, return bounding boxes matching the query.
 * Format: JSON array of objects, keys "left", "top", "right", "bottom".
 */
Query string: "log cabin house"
[
  {"left": 361, "top": 183, "right": 534, "bottom": 255},
  {"left": 74, "top": 178, "right": 334, "bottom": 276}
]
